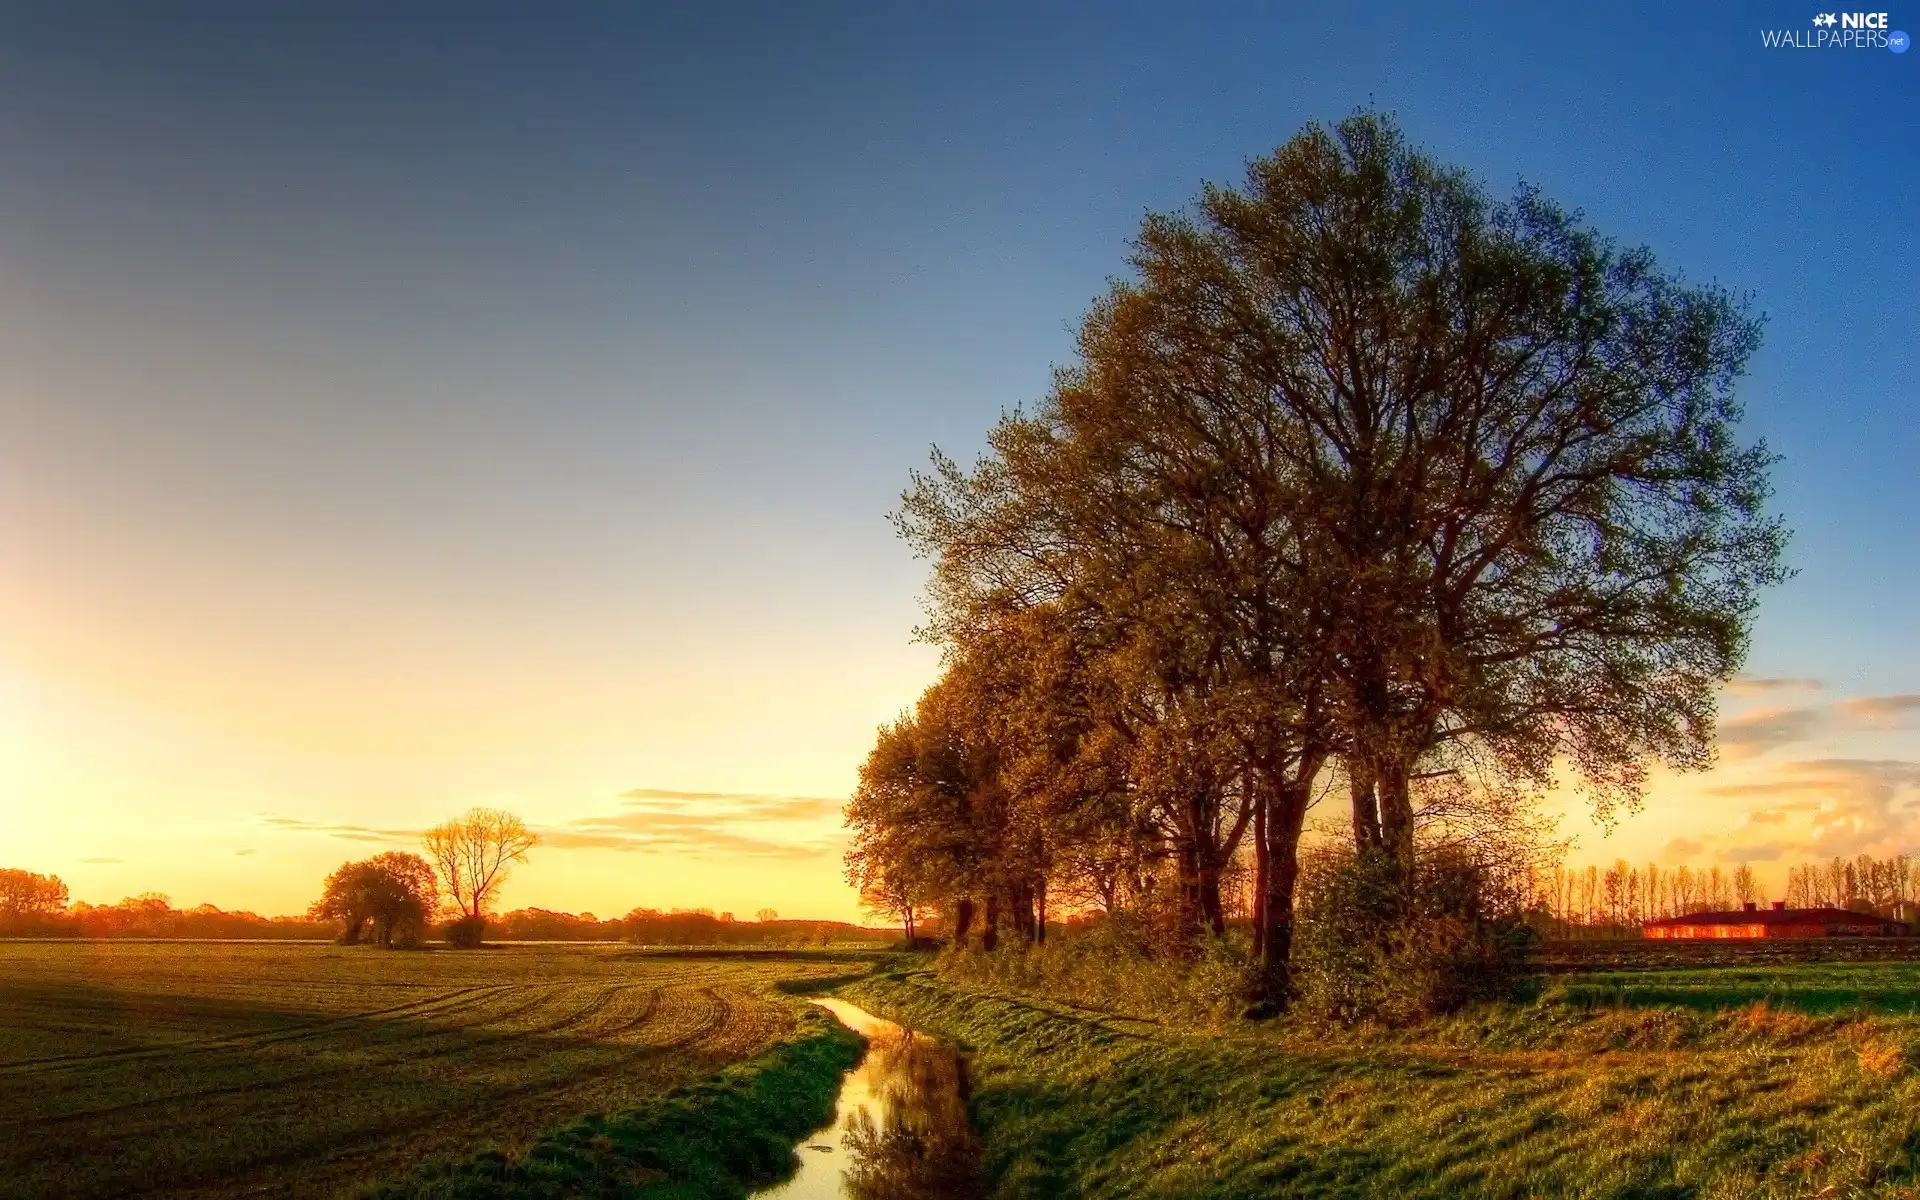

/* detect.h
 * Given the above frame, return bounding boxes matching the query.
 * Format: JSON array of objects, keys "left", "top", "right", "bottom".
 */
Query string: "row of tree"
[
  {"left": 1523, "top": 854, "right": 1920, "bottom": 937},
  {"left": 0, "top": 875, "right": 334, "bottom": 939},
  {"left": 845, "top": 112, "right": 1787, "bottom": 1000}
]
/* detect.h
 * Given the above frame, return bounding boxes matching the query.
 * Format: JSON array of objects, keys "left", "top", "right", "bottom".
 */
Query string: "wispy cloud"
[
  {"left": 1662, "top": 836, "right": 1706, "bottom": 857},
  {"left": 234, "top": 849, "right": 257, "bottom": 856},
  {"left": 1717, "top": 706, "right": 1824, "bottom": 760},
  {"left": 618, "top": 788, "right": 842, "bottom": 822},
  {"left": 1725, "top": 677, "right": 1824, "bottom": 697},
  {"left": 1722, "top": 841, "right": 1794, "bottom": 863},
  {"left": 1837, "top": 693, "right": 1920, "bottom": 730},
  {"left": 558, "top": 788, "right": 849, "bottom": 860},
  {"left": 258, "top": 788, "right": 848, "bottom": 863},
  {"left": 258, "top": 816, "right": 421, "bottom": 844}
]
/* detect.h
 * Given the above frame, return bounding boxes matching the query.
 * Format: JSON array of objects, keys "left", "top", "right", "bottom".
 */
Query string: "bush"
[
  {"left": 1292, "top": 848, "right": 1536, "bottom": 1026},
  {"left": 444, "top": 915, "right": 487, "bottom": 948},
  {"left": 935, "top": 913, "right": 1258, "bottom": 1027}
]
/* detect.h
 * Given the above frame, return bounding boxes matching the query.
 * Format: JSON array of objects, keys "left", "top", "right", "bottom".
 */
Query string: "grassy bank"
[
  {"left": 841, "top": 970, "right": 1920, "bottom": 1198},
  {"left": 366, "top": 1005, "right": 863, "bottom": 1199}
]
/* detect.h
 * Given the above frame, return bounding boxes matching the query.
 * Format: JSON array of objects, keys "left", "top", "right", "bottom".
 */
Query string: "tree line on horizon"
[
  {"left": 0, "top": 863, "right": 884, "bottom": 945},
  {"left": 844, "top": 111, "right": 1789, "bottom": 1004},
  {"left": 2, "top": 806, "right": 877, "bottom": 947},
  {"left": 1530, "top": 854, "right": 1920, "bottom": 938}
]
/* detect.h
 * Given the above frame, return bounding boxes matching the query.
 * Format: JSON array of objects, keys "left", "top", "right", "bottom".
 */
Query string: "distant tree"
[
  {"left": 1732, "top": 863, "right": 1757, "bottom": 906},
  {"left": 310, "top": 853, "right": 438, "bottom": 947},
  {"left": 755, "top": 908, "right": 778, "bottom": 924},
  {"left": 0, "top": 868, "right": 69, "bottom": 934},
  {"left": 423, "top": 808, "right": 538, "bottom": 947}
]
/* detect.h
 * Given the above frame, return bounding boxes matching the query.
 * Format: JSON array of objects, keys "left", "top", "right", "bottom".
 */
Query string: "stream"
[{"left": 752, "top": 999, "right": 983, "bottom": 1199}]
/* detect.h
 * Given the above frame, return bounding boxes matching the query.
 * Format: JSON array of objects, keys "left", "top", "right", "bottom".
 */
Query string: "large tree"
[
  {"left": 310, "top": 852, "right": 438, "bottom": 947},
  {"left": 897, "top": 111, "right": 1785, "bottom": 998}
]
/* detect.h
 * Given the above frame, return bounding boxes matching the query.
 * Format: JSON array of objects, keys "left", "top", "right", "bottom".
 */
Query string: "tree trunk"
[
  {"left": 953, "top": 896, "right": 975, "bottom": 949},
  {"left": 1377, "top": 753, "right": 1416, "bottom": 870},
  {"left": 1036, "top": 878, "right": 1047, "bottom": 944},
  {"left": 1252, "top": 792, "right": 1272, "bottom": 955},
  {"left": 1256, "top": 753, "right": 1325, "bottom": 1006},
  {"left": 1349, "top": 757, "right": 1382, "bottom": 852},
  {"left": 1198, "top": 863, "right": 1227, "bottom": 937},
  {"left": 1175, "top": 842, "right": 1204, "bottom": 943},
  {"left": 982, "top": 893, "right": 1000, "bottom": 952}
]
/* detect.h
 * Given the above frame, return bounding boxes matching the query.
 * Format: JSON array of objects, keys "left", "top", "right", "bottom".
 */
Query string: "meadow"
[
  {"left": 843, "top": 965, "right": 1920, "bottom": 1199},
  {"left": 0, "top": 941, "right": 862, "bottom": 1199}
]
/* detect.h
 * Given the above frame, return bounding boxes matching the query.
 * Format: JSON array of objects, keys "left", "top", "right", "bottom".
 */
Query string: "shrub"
[
  {"left": 1292, "top": 847, "right": 1536, "bottom": 1026},
  {"left": 445, "top": 915, "right": 487, "bottom": 948},
  {"left": 935, "top": 912, "right": 1258, "bottom": 1026}
]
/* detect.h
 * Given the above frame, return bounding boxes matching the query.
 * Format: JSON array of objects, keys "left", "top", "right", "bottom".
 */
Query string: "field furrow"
[{"left": 0, "top": 943, "right": 858, "bottom": 1199}]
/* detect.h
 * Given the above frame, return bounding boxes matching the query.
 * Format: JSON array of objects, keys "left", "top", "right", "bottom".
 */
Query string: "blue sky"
[{"left": 0, "top": 2, "right": 1914, "bottom": 919}]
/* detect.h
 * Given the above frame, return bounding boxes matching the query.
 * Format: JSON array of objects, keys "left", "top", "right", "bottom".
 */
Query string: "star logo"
[{"left": 1813, "top": 12, "right": 1838, "bottom": 25}]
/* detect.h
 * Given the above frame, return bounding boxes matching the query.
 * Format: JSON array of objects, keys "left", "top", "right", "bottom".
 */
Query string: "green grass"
[
  {"left": 0, "top": 941, "right": 856, "bottom": 1199},
  {"left": 842, "top": 969, "right": 1920, "bottom": 1199},
  {"left": 1554, "top": 961, "right": 1920, "bottom": 1014},
  {"left": 365, "top": 1008, "right": 862, "bottom": 1199}
]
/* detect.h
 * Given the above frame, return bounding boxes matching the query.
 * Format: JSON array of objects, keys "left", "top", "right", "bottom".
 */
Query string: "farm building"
[{"left": 1644, "top": 900, "right": 1907, "bottom": 939}]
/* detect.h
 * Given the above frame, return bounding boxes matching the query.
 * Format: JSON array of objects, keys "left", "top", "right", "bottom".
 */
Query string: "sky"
[{"left": 0, "top": 2, "right": 1914, "bottom": 922}]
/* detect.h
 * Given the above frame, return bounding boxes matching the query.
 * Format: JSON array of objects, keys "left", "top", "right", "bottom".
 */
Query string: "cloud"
[
  {"left": 77, "top": 857, "right": 122, "bottom": 864},
  {"left": 1837, "top": 693, "right": 1920, "bottom": 730},
  {"left": 257, "top": 787, "right": 848, "bottom": 863},
  {"left": 258, "top": 816, "right": 420, "bottom": 845},
  {"left": 1722, "top": 841, "right": 1793, "bottom": 863},
  {"left": 234, "top": 849, "right": 257, "bottom": 856},
  {"left": 538, "top": 787, "right": 851, "bottom": 860},
  {"left": 618, "top": 788, "right": 842, "bottom": 822},
  {"left": 1744, "top": 810, "right": 1790, "bottom": 825},
  {"left": 1716, "top": 706, "right": 1824, "bottom": 760},
  {"left": 1708, "top": 759, "right": 1920, "bottom": 859},
  {"left": 1725, "top": 677, "right": 1824, "bottom": 697},
  {"left": 1662, "top": 837, "right": 1705, "bottom": 857}
]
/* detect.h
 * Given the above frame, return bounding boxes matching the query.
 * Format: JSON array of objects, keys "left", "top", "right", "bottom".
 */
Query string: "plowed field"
[{"left": 0, "top": 941, "right": 852, "bottom": 1198}]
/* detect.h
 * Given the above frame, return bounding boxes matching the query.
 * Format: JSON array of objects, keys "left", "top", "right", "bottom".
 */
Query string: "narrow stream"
[{"left": 753, "top": 998, "right": 983, "bottom": 1199}]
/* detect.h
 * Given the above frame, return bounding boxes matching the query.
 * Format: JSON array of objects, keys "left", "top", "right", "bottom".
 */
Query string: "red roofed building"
[{"left": 1644, "top": 900, "right": 1907, "bottom": 939}]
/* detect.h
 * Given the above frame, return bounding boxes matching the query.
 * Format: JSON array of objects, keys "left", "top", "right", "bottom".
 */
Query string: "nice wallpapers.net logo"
[{"left": 1762, "top": 11, "right": 1911, "bottom": 49}]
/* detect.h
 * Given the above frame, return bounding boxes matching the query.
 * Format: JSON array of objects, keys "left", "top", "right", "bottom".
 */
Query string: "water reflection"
[{"left": 754, "top": 999, "right": 982, "bottom": 1200}]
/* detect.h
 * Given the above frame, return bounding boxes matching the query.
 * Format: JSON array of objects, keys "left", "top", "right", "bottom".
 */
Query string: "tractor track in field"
[
  {"left": 99, "top": 1007, "right": 782, "bottom": 1200},
  {"left": 598, "top": 987, "right": 665, "bottom": 1039},
  {"left": 3, "top": 984, "right": 629, "bottom": 1129},
  {"left": 0, "top": 947, "right": 819, "bottom": 1200},
  {"left": 666, "top": 987, "right": 734, "bottom": 1050},
  {"left": 0, "top": 985, "right": 513, "bottom": 1078}
]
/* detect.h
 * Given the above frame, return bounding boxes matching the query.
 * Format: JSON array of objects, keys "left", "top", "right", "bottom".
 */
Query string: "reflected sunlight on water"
[{"left": 752, "top": 998, "right": 981, "bottom": 1199}]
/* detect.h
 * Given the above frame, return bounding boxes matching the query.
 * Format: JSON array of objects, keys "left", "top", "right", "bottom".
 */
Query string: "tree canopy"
[
  {"left": 854, "top": 111, "right": 1787, "bottom": 1001},
  {"left": 310, "top": 852, "right": 438, "bottom": 947},
  {"left": 423, "top": 807, "right": 539, "bottom": 924}
]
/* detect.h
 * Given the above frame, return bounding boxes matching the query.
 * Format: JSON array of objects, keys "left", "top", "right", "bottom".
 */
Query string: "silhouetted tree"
[
  {"left": 423, "top": 807, "right": 538, "bottom": 946},
  {"left": 310, "top": 853, "right": 438, "bottom": 947},
  {"left": 0, "top": 868, "right": 69, "bottom": 934}
]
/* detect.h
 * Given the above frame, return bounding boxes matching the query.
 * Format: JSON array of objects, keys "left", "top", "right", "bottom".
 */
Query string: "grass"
[
  {"left": 842, "top": 968, "right": 1920, "bottom": 1199},
  {"left": 1553, "top": 962, "right": 1920, "bottom": 1014},
  {"left": 0, "top": 941, "right": 859, "bottom": 1199},
  {"left": 365, "top": 1008, "right": 862, "bottom": 1199}
]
